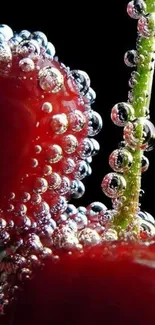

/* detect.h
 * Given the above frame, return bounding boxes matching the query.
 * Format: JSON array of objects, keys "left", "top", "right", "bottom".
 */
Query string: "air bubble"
[
  {"left": 52, "top": 225, "right": 79, "bottom": 249},
  {"left": 46, "top": 144, "right": 63, "bottom": 163},
  {"left": 46, "top": 42, "right": 56, "bottom": 58},
  {"left": 86, "top": 110, "right": 103, "bottom": 136},
  {"left": 66, "top": 204, "right": 78, "bottom": 217},
  {"left": 0, "top": 231, "right": 10, "bottom": 245},
  {"left": 123, "top": 118, "right": 155, "bottom": 150},
  {"left": 38, "top": 66, "right": 64, "bottom": 93},
  {"left": 77, "top": 138, "right": 93, "bottom": 159},
  {"left": 47, "top": 172, "right": 61, "bottom": 190},
  {"left": 102, "top": 228, "right": 118, "bottom": 241},
  {"left": 33, "top": 177, "right": 48, "bottom": 194},
  {"left": 71, "top": 213, "right": 88, "bottom": 230},
  {"left": 0, "top": 25, "right": 13, "bottom": 40},
  {"left": 109, "top": 148, "right": 133, "bottom": 172},
  {"left": 138, "top": 211, "right": 155, "bottom": 225},
  {"left": 74, "top": 160, "right": 89, "bottom": 180},
  {"left": 124, "top": 50, "right": 137, "bottom": 67},
  {"left": 50, "top": 113, "right": 68, "bottom": 134},
  {"left": 50, "top": 196, "right": 68, "bottom": 215},
  {"left": 86, "top": 202, "right": 107, "bottom": 222},
  {"left": 0, "top": 42, "right": 12, "bottom": 63},
  {"left": 127, "top": 1, "right": 146, "bottom": 19},
  {"left": 0, "top": 219, "right": 7, "bottom": 230},
  {"left": 99, "top": 209, "right": 114, "bottom": 226},
  {"left": 21, "top": 192, "right": 31, "bottom": 203},
  {"left": 71, "top": 70, "right": 90, "bottom": 95},
  {"left": 31, "top": 158, "right": 38, "bottom": 168},
  {"left": 78, "top": 206, "right": 87, "bottom": 214},
  {"left": 62, "top": 158, "right": 76, "bottom": 174},
  {"left": 35, "top": 145, "right": 42, "bottom": 154},
  {"left": 101, "top": 173, "right": 126, "bottom": 198},
  {"left": 41, "top": 102, "right": 53, "bottom": 113},
  {"left": 31, "top": 31, "right": 48, "bottom": 48},
  {"left": 33, "top": 201, "right": 50, "bottom": 220},
  {"left": 141, "top": 155, "right": 149, "bottom": 172},
  {"left": 43, "top": 165, "right": 52, "bottom": 176},
  {"left": 85, "top": 87, "right": 96, "bottom": 104},
  {"left": 56, "top": 176, "right": 70, "bottom": 195},
  {"left": 71, "top": 179, "right": 85, "bottom": 199},
  {"left": 68, "top": 110, "right": 86, "bottom": 132},
  {"left": 18, "top": 39, "right": 40, "bottom": 56},
  {"left": 14, "top": 203, "right": 27, "bottom": 217},
  {"left": 111, "top": 102, "right": 134, "bottom": 127},
  {"left": 138, "top": 13, "right": 155, "bottom": 38},
  {"left": 62, "top": 134, "right": 78, "bottom": 153},
  {"left": 19, "top": 30, "right": 31, "bottom": 40},
  {"left": 78, "top": 228, "right": 101, "bottom": 246},
  {"left": 19, "top": 58, "right": 35, "bottom": 72}
]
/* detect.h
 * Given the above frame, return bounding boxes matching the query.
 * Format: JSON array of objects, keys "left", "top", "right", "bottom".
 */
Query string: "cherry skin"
[{"left": 5, "top": 241, "right": 155, "bottom": 325}]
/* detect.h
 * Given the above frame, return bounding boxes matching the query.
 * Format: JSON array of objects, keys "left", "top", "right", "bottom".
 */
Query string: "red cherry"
[{"left": 3, "top": 241, "right": 155, "bottom": 325}]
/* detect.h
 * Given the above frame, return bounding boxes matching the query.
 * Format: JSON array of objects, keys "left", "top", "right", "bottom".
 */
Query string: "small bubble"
[
  {"left": 84, "top": 87, "right": 96, "bottom": 104},
  {"left": 21, "top": 192, "right": 31, "bottom": 203},
  {"left": 46, "top": 144, "right": 63, "bottom": 163},
  {"left": 38, "top": 66, "right": 64, "bottom": 93},
  {"left": 46, "top": 42, "right": 56, "bottom": 58},
  {"left": 19, "top": 58, "right": 35, "bottom": 72},
  {"left": 0, "top": 219, "right": 7, "bottom": 230},
  {"left": 0, "top": 42, "right": 12, "bottom": 63},
  {"left": 141, "top": 155, "right": 149, "bottom": 172},
  {"left": 19, "top": 30, "right": 31, "bottom": 40},
  {"left": 127, "top": 0, "right": 146, "bottom": 19},
  {"left": 86, "top": 202, "right": 107, "bottom": 222},
  {"left": 71, "top": 180, "right": 85, "bottom": 199},
  {"left": 78, "top": 228, "right": 101, "bottom": 246},
  {"left": 62, "top": 158, "right": 76, "bottom": 174},
  {"left": 74, "top": 160, "right": 89, "bottom": 180},
  {"left": 99, "top": 209, "right": 114, "bottom": 226},
  {"left": 62, "top": 134, "right": 78, "bottom": 153},
  {"left": 43, "top": 165, "right": 52, "bottom": 176},
  {"left": 72, "top": 213, "right": 88, "bottom": 230},
  {"left": 31, "top": 158, "right": 38, "bottom": 168},
  {"left": 14, "top": 203, "right": 27, "bottom": 217},
  {"left": 41, "top": 102, "right": 53, "bottom": 113},
  {"left": 33, "top": 201, "right": 50, "bottom": 220},
  {"left": 111, "top": 102, "right": 134, "bottom": 127},
  {"left": 55, "top": 176, "right": 70, "bottom": 195},
  {"left": 71, "top": 70, "right": 90, "bottom": 95},
  {"left": 50, "top": 113, "right": 68, "bottom": 134},
  {"left": 138, "top": 14, "right": 155, "bottom": 38},
  {"left": 33, "top": 177, "right": 48, "bottom": 194},
  {"left": 109, "top": 148, "right": 133, "bottom": 172},
  {"left": 0, "top": 24, "right": 13, "bottom": 40},
  {"left": 102, "top": 229, "right": 118, "bottom": 241},
  {"left": 124, "top": 49, "right": 137, "bottom": 67},
  {"left": 31, "top": 31, "right": 48, "bottom": 48},
  {"left": 47, "top": 172, "right": 61, "bottom": 190},
  {"left": 68, "top": 110, "right": 86, "bottom": 132},
  {"left": 31, "top": 193, "right": 42, "bottom": 205},
  {"left": 52, "top": 225, "right": 79, "bottom": 249},
  {"left": 50, "top": 196, "right": 68, "bottom": 215},
  {"left": 17, "top": 39, "right": 40, "bottom": 56},
  {"left": 77, "top": 138, "right": 94, "bottom": 159},
  {"left": 35, "top": 145, "right": 42, "bottom": 154},
  {"left": 101, "top": 173, "right": 126, "bottom": 198},
  {"left": 86, "top": 110, "right": 103, "bottom": 136}
]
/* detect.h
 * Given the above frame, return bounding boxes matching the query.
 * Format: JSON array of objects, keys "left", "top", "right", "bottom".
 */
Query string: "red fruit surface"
[{"left": 4, "top": 241, "right": 155, "bottom": 325}]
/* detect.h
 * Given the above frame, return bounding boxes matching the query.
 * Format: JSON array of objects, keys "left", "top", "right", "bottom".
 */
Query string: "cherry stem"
[{"left": 113, "top": 1, "right": 155, "bottom": 235}]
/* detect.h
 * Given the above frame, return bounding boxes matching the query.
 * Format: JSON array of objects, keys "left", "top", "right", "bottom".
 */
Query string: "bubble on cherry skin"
[
  {"left": 99, "top": 209, "right": 114, "bottom": 226},
  {"left": 38, "top": 66, "right": 64, "bottom": 93},
  {"left": 0, "top": 24, "right": 13, "bottom": 40},
  {"left": 41, "top": 102, "right": 53, "bottom": 113},
  {"left": 139, "top": 219, "right": 155, "bottom": 236},
  {"left": 71, "top": 69, "right": 90, "bottom": 95},
  {"left": 19, "top": 58, "right": 35, "bottom": 72},
  {"left": 47, "top": 172, "right": 61, "bottom": 190},
  {"left": 17, "top": 39, "right": 40, "bottom": 56},
  {"left": 127, "top": 1, "right": 146, "bottom": 19},
  {"left": 71, "top": 212, "right": 88, "bottom": 230},
  {"left": 0, "top": 42, "right": 12, "bottom": 63},
  {"left": 78, "top": 206, "right": 87, "bottom": 215},
  {"left": 50, "top": 113, "right": 68, "bottom": 134},
  {"left": 19, "top": 30, "right": 31, "bottom": 40},
  {"left": 68, "top": 110, "right": 86, "bottom": 132},
  {"left": 31, "top": 31, "right": 48, "bottom": 48},
  {"left": 46, "top": 144, "right": 63, "bottom": 163},
  {"left": 86, "top": 202, "right": 107, "bottom": 222},
  {"left": 84, "top": 87, "right": 96, "bottom": 104},
  {"left": 141, "top": 155, "right": 149, "bottom": 172},
  {"left": 66, "top": 204, "right": 78, "bottom": 217},
  {"left": 138, "top": 14, "right": 155, "bottom": 38},
  {"left": 62, "top": 134, "right": 78, "bottom": 154},
  {"left": 74, "top": 160, "right": 89, "bottom": 180},
  {"left": 101, "top": 173, "right": 126, "bottom": 198},
  {"left": 33, "top": 177, "right": 48, "bottom": 194},
  {"left": 109, "top": 148, "right": 133, "bottom": 172},
  {"left": 86, "top": 110, "right": 103, "bottom": 136},
  {"left": 0, "top": 218, "right": 7, "bottom": 230},
  {"left": 71, "top": 179, "right": 85, "bottom": 199},
  {"left": 102, "top": 228, "right": 118, "bottom": 241},
  {"left": 33, "top": 201, "right": 50, "bottom": 220},
  {"left": 50, "top": 196, "right": 68, "bottom": 215},
  {"left": 123, "top": 118, "right": 155, "bottom": 150},
  {"left": 43, "top": 165, "right": 52, "bottom": 176},
  {"left": 46, "top": 42, "right": 56, "bottom": 58},
  {"left": 55, "top": 176, "right": 70, "bottom": 195},
  {"left": 52, "top": 225, "right": 79, "bottom": 249},
  {"left": 21, "top": 192, "right": 31, "bottom": 203},
  {"left": 137, "top": 211, "right": 155, "bottom": 226},
  {"left": 0, "top": 231, "right": 10, "bottom": 245},
  {"left": 31, "top": 193, "right": 42, "bottom": 205},
  {"left": 78, "top": 228, "right": 101, "bottom": 246},
  {"left": 14, "top": 203, "right": 27, "bottom": 217},
  {"left": 124, "top": 50, "right": 137, "bottom": 67},
  {"left": 62, "top": 158, "right": 75, "bottom": 174},
  {"left": 77, "top": 138, "right": 94, "bottom": 159},
  {"left": 111, "top": 102, "right": 134, "bottom": 127}
]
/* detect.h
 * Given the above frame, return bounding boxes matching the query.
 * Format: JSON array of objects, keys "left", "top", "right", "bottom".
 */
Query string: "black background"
[{"left": 0, "top": 1, "right": 155, "bottom": 216}]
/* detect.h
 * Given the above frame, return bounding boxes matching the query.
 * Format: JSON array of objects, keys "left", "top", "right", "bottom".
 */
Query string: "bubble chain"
[{"left": 101, "top": 0, "right": 155, "bottom": 234}]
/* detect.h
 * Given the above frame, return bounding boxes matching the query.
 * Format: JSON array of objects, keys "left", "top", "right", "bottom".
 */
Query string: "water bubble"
[
  {"left": 68, "top": 110, "right": 86, "bottom": 132},
  {"left": 21, "top": 192, "right": 31, "bottom": 203},
  {"left": 124, "top": 50, "right": 137, "bottom": 67},
  {"left": 38, "top": 66, "right": 64, "bottom": 93},
  {"left": 62, "top": 158, "right": 76, "bottom": 174},
  {"left": 55, "top": 176, "right": 70, "bottom": 195},
  {"left": 71, "top": 179, "right": 85, "bottom": 199},
  {"left": 19, "top": 57, "right": 35, "bottom": 72},
  {"left": 109, "top": 148, "right": 133, "bottom": 172},
  {"left": 90, "top": 138, "right": 100, "bottom": 156},
  {"left": 52, "top": 225, "right": 79, "bottom": 249},
  {"left": 123, "top": 118, "right": 155, "bottom": 150},
  {"left": 0, "top": 231, "right": 10, "bottom": 245},
  {"left": 16, "top": 216, "right": 31, "bottom": 233},
  {"left": 138, "top": 13, "right": 155, "bottom": 38},
  {"left": 102, "top": 228, "right": 118, "bottom": 241},
  {"left": 66, "top": 204, "right": 78, "bottom": 217},
  {"left": 141, "top": 155, "right": 149, "bottom": 172},
  {"left": 31, "top": 193, "right": 42, "bottom": 205},
  {"left": 86, "top": 110, "right": 103, "bottom": 136},
  {"left": 0, "top": 42, "right": 12, "bottom": 63},
  {"left": 86, "top": 202, "right": 107, "bottom": 222},
  {"left": 33, "top": 177, "right": 48, "bottom": 194},
  {"left": 71, "top": 70, "right": 90, "bottom": 95},
  {"left": 31, "top": 31, "right": 48, "bottom": 48},
  {"left": 127, "top": 1, "right": 146, "bottom": 19},
  {"left": 46, "top": 42, "right": 56, "bottom": 58},
  {"left": 71, "top": 213, "right": 88, "bottom": 230},
  {"left": 139, "top": 219, "right": 155, "bottom": 235},
  {"left": 101, "top": 173, "right": 126, "bottom": 198},
  {"left": 50, "top": 196, "right": 67, "bottom": 215},
  {"left": 18, "top": 39, "right": 40, "bottom": 56},
  {"left": 84, "top": 87, "right": 96, "bottom": 104},
  {"left": 74, "top": 160, "right": 89, "bottom": 180},
  {"left": 78, "top": 206, "right": 87, "bottom": 214},
  {"left": 77, "top": 138, "right": 93, "bottom": 159},
  {"left": 0, "top": 24, "right": 13, "bottom": 40},
  {"left": 47, "top": 172, "right": 61, "bottom": 190},
  {"left": 78, "top": 228, "right": 101, "bottom": 246},
  {"left": 118, "top": 140, "right": 126, "bottom": 149},
  {"left": 35, "top": 145, "right": 42, "bottom": 154},
  {"left": 19, "top": 30, "right": 31, "bottom": 40},
  {"left": 46, "top": 144, "right": 63, "bottom": 163},
  {"left": 25, "top": 233, "right": 43, "bottom": 253},
  {"left": 111, "top": 102, "right": 134, "bottom": 127},
  {"left": 41, "top": 102, "right": 53, "bottom": 113},
  {"left": 62, "top": 134, "right": 78, "bottom": 153},
  {"left": 33, "top": 201, "right": 50, "bottom": 220},
  {"left": 138, "top": 211, "right": 155, "bottom": 225},
  {"left": 50, "top": 113, "right": 68, "bottom": 134},
  {"left": 0, "top": 219, "right": 6, "bottom": 230},
  {"left": 31, "top": 158, "right": 38, "bottom": 168},
  {"left": 43, "top": 165, "right": 52, "bottom": 176},
  {"left": 99, "top": 209, "right": 114, "bottom": 226},
  {"left": 14, "top": 203, "right": 27, "bottom": 217}
]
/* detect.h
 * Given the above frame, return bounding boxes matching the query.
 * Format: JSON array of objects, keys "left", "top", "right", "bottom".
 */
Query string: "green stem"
[{"left": 113, "top": 1, "right": 155, "bottom": 233}]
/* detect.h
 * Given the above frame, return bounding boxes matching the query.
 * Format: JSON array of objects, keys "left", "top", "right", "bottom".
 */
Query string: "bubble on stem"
[
  {"left": 124, "top": 50, "right": 137, "bottom": 67},
  {"left": 141, "top": 155, "right": 149, "bottom": 172},
  {"left": 111, "top": 102, "right": 135, "bottom": 127},
  {"left": 127, "top": 1, "right": 146, "bottom": 19},
  {"left": 138, "top": 13, "right": 155, "bottom": 38},
  {"left": 109, "top": 148, "right": 133, "bottom": 172},
  {"left": 101, "top": 173, "right": 126, "bottom": 198}
]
